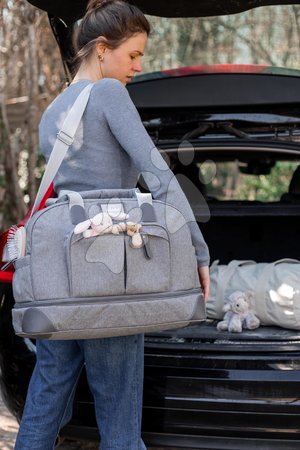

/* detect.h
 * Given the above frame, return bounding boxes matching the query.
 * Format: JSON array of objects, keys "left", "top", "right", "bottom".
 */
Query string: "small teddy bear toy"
[
  {"left": 74, "top": 213, "right": 143, "bottom": 248},
  {"left": 217, "top": 291, "right": 260, "bottom": 333},
  {"left": 74, "top": 212, "right": 113, "bottom": 238},
  {"left": 125, "top": 221, "right": 143, "bottom": 248}
]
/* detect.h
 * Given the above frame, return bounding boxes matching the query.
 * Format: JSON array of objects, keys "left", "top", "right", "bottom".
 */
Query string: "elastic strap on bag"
[
  {"left": 136, "top": 192, "right": 153, "bottom": 206},
  {"left": 135, "top": 192, "right": 156, "bottom": 222},
  {"left": 58, "top": 191, "right": 86, "bottom": 225}
]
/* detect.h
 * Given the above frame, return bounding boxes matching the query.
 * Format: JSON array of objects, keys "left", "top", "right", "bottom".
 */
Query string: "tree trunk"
[
  {"left": 0, "top": 3, "right": 26, "bottom": 228},
  {"left": 25, "top": 5, "right": 39, "bottom": 206},
  {"left": 0, "top": 99, "right": 27, "bottom": 225}
]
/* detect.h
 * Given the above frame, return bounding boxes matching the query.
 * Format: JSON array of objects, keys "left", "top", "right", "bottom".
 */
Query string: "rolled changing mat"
[{"left": 207, "top": 259, "right": 300, "bottom": 330}]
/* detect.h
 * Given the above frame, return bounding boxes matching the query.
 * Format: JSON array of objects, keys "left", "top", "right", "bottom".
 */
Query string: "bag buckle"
[{"left": 57, "top": 130, "right": 74, "bottom": 146}]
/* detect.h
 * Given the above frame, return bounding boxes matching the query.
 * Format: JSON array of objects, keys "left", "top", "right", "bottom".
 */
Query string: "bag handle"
[{"left": 30, "top": 83, "right": 94, "bottom": 218}]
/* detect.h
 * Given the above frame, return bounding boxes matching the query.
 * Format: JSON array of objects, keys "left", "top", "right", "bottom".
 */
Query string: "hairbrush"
[{"left": 1, "top": 226, "right": 26, "bottom": 271}]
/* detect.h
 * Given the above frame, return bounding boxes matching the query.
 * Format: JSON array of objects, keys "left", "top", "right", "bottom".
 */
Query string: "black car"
[{"left": 1, "top": 1, "right": 300, "bottom": 449}]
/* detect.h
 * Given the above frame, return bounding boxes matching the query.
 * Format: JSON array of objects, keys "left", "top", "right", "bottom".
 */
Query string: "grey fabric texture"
[
  {"left": 12, "top": 194, "right": 206, "bottom": 339},
  {"left": 206, "top": 259, "right": 300, "bottom": 330},
  {"left": 13, "top": 256, "right": 34, "bottom": 303},
  {"left": 12, "top": 290, "right": 204, "bottom": 340}
]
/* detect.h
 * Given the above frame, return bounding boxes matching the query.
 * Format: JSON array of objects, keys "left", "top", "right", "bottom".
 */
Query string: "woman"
[{"left": 15, "top": 1, "right": 210, "bottom": 449}]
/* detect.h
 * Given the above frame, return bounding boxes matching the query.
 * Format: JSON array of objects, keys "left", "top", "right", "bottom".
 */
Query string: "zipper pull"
[{"left": 142, "top": 235, "right": 152, "bottom": 260}]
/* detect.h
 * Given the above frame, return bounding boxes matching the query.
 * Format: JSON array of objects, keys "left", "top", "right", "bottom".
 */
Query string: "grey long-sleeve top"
[{"left": 39, "top": 78, "right": 209, "bottom": 267}]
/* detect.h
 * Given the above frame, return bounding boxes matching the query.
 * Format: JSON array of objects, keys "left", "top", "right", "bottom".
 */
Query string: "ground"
[
  {"left": 0, "top": 392, "right": 97, "bottom": 449},
  {"left": 0, "top": 393, "right": 170, "bottom": 449},
  {"left": 0, "top": 393, "right": 98, "bottom": 449},
  {"left": 0, "top": 393, "right": 18, "bottom": 450}
]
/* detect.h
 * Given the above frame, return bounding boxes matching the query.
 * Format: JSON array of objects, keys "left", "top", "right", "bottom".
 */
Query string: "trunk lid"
[{"left": 27, "top": 1, "right": 300, "bottom": 23}]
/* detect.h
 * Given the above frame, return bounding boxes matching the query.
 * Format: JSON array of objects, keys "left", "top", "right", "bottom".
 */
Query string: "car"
[{"left": 1, "top": 1, "right": 300, "bottom": 449}]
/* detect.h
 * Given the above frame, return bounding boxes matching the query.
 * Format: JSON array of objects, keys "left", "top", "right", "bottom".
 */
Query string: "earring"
[{"left": 98, "top": 54, "right": 104, "bottom": 62}]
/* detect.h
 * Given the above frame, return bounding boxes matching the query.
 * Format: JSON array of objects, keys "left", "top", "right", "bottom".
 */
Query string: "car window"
[
  {"left": 143, "top": 5, "right": 300, "bottom": 76},
  {"left": 197, "top": 160, "right": 300, "bottom": 202}
]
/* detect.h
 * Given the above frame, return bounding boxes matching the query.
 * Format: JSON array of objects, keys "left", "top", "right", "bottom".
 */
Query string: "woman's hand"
[{"left": 198, "top": 266, "right": 210, "bottom": 302}]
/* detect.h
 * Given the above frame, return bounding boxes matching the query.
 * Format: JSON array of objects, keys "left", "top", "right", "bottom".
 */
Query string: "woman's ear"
[{"left": 96, "top": 37, "right": 108, "bottom": 56}]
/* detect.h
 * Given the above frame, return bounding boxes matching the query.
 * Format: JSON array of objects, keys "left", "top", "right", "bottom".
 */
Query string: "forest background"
[{"left": 1, "top": 1, "right": 300, "bottom": 232}]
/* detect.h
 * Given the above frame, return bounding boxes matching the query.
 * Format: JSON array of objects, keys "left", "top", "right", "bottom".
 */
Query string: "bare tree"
[
  {"left": 25, "top": 4, "right": 40, "bottom": 206},
  {"left": 0, "top": 0, "right": 64, "bottom": 231},
  {"left": 0, "top": 1, "right": 27, "bottom": 227}
]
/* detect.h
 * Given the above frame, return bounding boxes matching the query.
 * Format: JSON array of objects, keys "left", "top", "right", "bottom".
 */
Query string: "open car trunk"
[
  {"left": 139, "top": 147, "right": 300, "bottom": 448},
  {"left": 61, "top": 145, "right": 300, "bottom": 449}
]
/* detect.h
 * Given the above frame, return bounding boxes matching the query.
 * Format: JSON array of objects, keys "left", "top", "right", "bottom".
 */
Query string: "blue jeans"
[{"left": 14, "top": 335, "right": 146, "bottom": 450}]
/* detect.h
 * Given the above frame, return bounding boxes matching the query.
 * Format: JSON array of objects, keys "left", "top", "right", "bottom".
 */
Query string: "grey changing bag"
[{"left": 11, "top": 83, "right": 206, "bottom": 340}]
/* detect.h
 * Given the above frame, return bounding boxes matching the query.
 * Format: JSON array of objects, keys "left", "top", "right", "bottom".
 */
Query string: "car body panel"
[
  {"left": 27, "top": 0, "right": 300, "bottom": 24},
  {"left": 58, "top": 323, "right": 300, "bottom": 448},
  {"left": 134, "top": 64, "right": 300, "bottom": 82},
  {"left": 127, "top": 71, "right": 300, "bottom": 109}
]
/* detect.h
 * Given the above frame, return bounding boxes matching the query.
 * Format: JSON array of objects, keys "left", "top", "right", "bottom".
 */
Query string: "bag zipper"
[{"left": 14, "top": 288, "right": 202, "bottom": 309}]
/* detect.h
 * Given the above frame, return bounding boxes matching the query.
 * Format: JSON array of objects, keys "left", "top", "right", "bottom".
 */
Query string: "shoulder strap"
[{"left": 30, "top": 83, "right": 94, "bottom": 218}]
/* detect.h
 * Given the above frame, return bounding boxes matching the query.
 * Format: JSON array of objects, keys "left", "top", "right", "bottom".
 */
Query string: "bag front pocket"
[
  {"left": 125, "top": 224, "right": 170, "bottom": 294},
  {"left": 12, "top": 256, "right": 34, "bottom": 303},
  {"left": 66, "top": 233, "right": 125, "bottom": 298}
]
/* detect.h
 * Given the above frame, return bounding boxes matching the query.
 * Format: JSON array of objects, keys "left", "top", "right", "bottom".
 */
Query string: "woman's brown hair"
[{"left": 72, "top": 0, "right": 150, "bottom": 71}]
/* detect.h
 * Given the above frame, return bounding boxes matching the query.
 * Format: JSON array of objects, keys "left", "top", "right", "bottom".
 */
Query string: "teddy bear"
[
  {"left": 74, "top": 212, "right": 114, "bottom": 238},
  {"left": 73, "top": 212, "right": 143, "bottom": 248},
  {"left": 217, "top": 291, "right": 260, "bottom": 333},
  {"left": 125, "top": 221, "right": 143, "bottom": 248}
]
